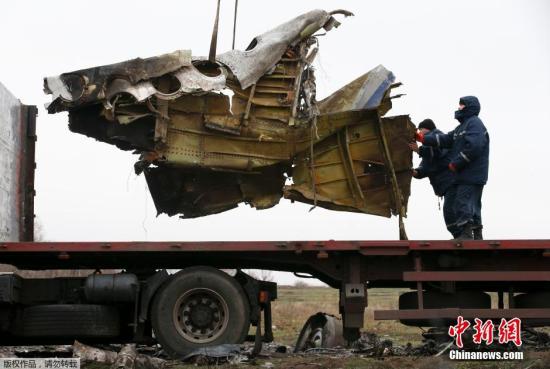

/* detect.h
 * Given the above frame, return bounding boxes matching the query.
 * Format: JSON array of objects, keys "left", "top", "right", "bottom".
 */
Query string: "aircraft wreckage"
[{"left": 44, "top": 9, "right": 415, "bottom": 223}]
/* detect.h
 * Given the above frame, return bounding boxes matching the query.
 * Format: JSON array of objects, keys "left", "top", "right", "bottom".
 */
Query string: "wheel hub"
[
  {"left": 173, "top": 288, "right": 229, "bottom": 344},
  {"left": 189, "top": 302, "right": 214, "bottom": 327}
]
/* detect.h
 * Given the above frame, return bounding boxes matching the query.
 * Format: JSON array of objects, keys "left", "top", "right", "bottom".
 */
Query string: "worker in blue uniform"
[
  {"left": 409, "top": 119, "right": 457, "bottom": 237},
  {"left": 415, "top": 96, "right": 490, "bottom": 240}
]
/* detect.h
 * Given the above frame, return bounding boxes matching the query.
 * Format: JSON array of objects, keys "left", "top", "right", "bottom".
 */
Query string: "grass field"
[
  {"left": 91, "top": 285, "right": 550, "bottom": 368},
  {"left": 271, "top": 286, "right": 422, "bottom": 345},
  {"left": 228, "top": 285, "right": 550, "bottom": 369}
]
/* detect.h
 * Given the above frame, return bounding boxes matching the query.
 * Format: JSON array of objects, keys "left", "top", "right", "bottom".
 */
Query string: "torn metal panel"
[
  {"left": 318, "top": 65, "right": 397, "bottom": 115},
  {"left": 100, "top": 65, "right": 227, "bottom": 106},
  {"left": 217, "top": 9, "right": 338, "bottom": 90},
  {"left": 44, "top": 9, "right": 414, "bottom": 221},
  {"left": 144, "top": 165, "right": 285, "bottom": 218},
  {"left": 44, "top": 50, "right": 192, "bottom": 113},
  {"left": 285, "top": 114, "right": 414, "bottom": 217}
]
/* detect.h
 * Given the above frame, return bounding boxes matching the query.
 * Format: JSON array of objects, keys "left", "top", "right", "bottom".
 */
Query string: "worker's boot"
[
  {"left": 454, "top": 224, "right": 473, "bottom": 240},
  {"left": 473, "top": 226, "right": 483, "bottom": 240}
]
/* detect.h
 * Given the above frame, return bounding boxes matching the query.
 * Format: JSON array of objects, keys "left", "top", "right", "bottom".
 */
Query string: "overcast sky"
[{"left": 1, "top": 0, "right": 549, "bottom": 285}]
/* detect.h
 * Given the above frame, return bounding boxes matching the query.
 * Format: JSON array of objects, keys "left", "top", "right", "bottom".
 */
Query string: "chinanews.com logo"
[{"left": 447, "top": 316, "right": 524, "bottom": 360}]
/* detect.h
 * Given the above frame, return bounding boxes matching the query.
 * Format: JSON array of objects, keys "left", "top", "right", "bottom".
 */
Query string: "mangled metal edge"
[{"left": 43, "top": 9, "right": 414, "bottom": 221}]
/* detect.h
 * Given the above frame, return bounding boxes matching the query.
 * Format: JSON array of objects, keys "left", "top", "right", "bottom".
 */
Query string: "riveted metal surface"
[{"left": 44, "top": 9, "right": 413, "bottom": 220}]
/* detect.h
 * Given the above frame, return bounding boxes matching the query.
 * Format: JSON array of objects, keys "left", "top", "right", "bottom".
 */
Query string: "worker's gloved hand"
[
  {"left": 408, "top": 142, "right": 419, "bottom": 153},
  {"left": 415, "top": 131, "right": 424, "bottom": 143},
  {"left": 448, "top": 163, "right": 457, "bottom": 172},
  {"left": 412, "top": 169, "right": 419, "bottom": 178}
]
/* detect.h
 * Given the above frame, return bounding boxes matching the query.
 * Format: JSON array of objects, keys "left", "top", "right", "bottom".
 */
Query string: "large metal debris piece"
[
  {"left": 294, "top": 312, "right": 345, "bottom": 352},
  {"left": 44, "top": 9, "right": 415, "bottom": 219}
]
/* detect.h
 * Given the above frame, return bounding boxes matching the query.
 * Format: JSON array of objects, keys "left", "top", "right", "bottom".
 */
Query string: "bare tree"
[{"left": 293, "top": 280, "right": 309, "bottom": 288}]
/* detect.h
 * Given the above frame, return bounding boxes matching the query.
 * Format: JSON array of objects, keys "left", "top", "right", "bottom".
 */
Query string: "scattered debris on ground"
[
  {"left": 0, "top": 326, "right": 549, "bottom": 368},
  {"left": 73, "top": 341, "right": 166, "bottom": 369}
]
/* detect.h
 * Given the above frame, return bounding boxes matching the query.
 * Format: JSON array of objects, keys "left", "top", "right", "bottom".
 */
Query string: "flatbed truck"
[{"left": 2, "top": 84, "right": 550, "bottom": 357}]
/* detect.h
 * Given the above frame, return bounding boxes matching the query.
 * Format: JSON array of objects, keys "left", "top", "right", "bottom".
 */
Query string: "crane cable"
[
  {"left": 208, "top": 0, "right": 221, "bottom": 62},
  {"left": 232, "top": 0, "right": 239, "bottom": 50},
  {"left": 209, "top": 0, "right": 239, "bottom": 61}
]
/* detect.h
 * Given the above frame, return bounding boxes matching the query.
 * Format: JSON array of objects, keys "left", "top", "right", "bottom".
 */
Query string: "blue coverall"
[
  {"left": 415, "top": 129, "right": 456, "bottom": 236},
  {"left": 422, "top": 96, "right": 490, "bottom": 236}
]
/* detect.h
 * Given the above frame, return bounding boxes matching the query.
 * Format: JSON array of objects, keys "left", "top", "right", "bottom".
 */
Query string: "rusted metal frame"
[
  {"left": 204, "top": 150, "right": 289, "bottom": 161},
  {"left": 19, "top": 105, "right": 37, "bottom": 241},
  {"left": 198, "top": 130, "right": 206, "bottom": 167},
  {"left": 4, "top": 239, "right": 550, "bottom": 253},
  {"left": 414, "top": 255, "right": 424, "bottom": 310},
  {"left": 299, "top": 253, "right": 346, "bottom": 287},
  {"left": 374, "top": 308, "right": 550, "bottom": 320},
  {"left": 306, "top": 143, "right": 341, "bottom": 158},
  {"left": 340, "top": 255, "right": 367, "bottom": 330},
  {"left": 348, "top": 135, "right": 383, "bottom": 145},
  {"left": 263, "top": 74, "right": 297, "bottom": 80},
  {"left": 288, "top": 42, "right": 307, "bottom": 126},
  {"left": 312, "top": 176, "right": 362, "bottom": 187},
  {"left": 336, "top": 127, "right": 365, "bottom": 207},
  {"left": 153, "top": 82, "right": 170, "bottom": 145},
  {"left": 409, "top": 239, "right": 550, "bottom": 250},
  {"left": 254, "top": 88, "right": 290, "bottom": 95},
  {"left": 169, "top": 126, "right": 286, "bottom": 143},
  {"left": 311, "top": 158, "right": 385, "bottom": 169},
  {"left": 404, "top": 271, "right": 550, "bottom": 282},
  {"left": 0, "top": 241, "right": 355, "bottom": 253},
  {"left": 374, "top": 114, "right": 408, "bottom": 240},
  {"left": 242, "top": 84, "right": 257, "bottom": 126},
  {"left": 309, "top": 112, "right": 380, "bottom": 145},
  {"left": 309, "top": 115, "right": 318, "bottom": 208},
  {"left": 359, "top": 246, "right": 410, "bottom": 256},
  {"left": 312, "top": 171, "right": 401, "bottom": 187}
]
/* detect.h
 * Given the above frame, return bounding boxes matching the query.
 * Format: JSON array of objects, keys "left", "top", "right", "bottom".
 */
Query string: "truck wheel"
[
  {"left": 151, "top": 267, "right": 250, "bottom": 357},
  {"left": 21, "top": 304, "right": 120, "bottom": 337},
  {"left": 399, "top": 290, "right": 490, "bottom": 327}
]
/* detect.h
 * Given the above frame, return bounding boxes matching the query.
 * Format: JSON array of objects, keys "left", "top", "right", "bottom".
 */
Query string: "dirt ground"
[
  {"left": 75, "top": 351, "right": 550, "bottom": 369},
  {"left": 168, "top": 351, "right": 550, "bottom": 369},
  {"left": 167, "top": 286, "right": 550, "bottom": 368},
  {"left": 6, "top": 286, "right": 549, "bottom": 369}
]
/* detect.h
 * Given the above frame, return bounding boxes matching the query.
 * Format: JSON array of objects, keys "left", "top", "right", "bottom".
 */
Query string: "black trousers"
[{"left": 445, "top": 184, "right": 484, "bottom": 235}]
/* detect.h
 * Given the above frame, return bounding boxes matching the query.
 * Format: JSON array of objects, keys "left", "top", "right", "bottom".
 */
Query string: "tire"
[
  {"left": 514, "top": 292, "right": 550, "bottom": 326},
  {"left": 21, "top": 304, "right": 120, "bottom": 337},
  {"left": 151, "top": 266, "right": 250, "bottom": 357},
  {"left": 294, "top": 313, "right": 344, "bottom": 352},
  {"left": 399, "top": 290, "right": 491, "bottom": 327}
]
